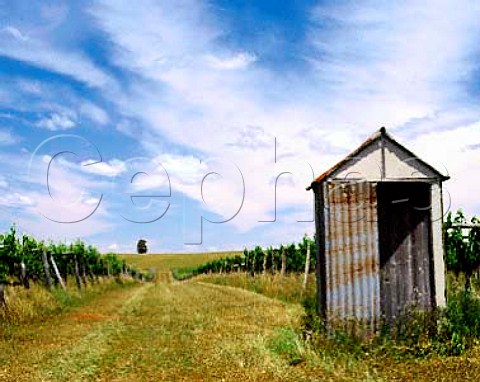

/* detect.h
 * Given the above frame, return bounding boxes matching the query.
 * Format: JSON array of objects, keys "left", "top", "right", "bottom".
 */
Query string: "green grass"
[{"left": 267, "top": 327, "right": 306, "bottom": 365}]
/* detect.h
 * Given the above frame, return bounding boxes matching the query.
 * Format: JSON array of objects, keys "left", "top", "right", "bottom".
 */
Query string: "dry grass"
[
  {"left": 90, "top": 281, "right": 313, "bottom": 381},
  {"left": 0, "top": 278, "right": 322, "bottom": 381},
  {"left": 0, "top": 277, "right": 136, "bottom": 324},
  {"left": 0, "top": 281, "right": 143, "bottom": 382},
  {"left": 0, "top": 283, "right": 60, "bottom": 323},
  {"left": 199, "top": 272, "right": 317, "bottom": 304},
  {"left": 3, "top": 252, "right": 480, "bottom": 381}
]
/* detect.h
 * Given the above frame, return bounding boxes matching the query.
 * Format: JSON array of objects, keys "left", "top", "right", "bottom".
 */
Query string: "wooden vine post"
[
  {"left": 0, "top": 284, "right": 6, "bottom": 308},
  {"left": 19, "top": 261, "right": 29, "bottom": 289},
  {"left": 302, "top": 242, "right": 311, "bottom": 290},
  {"left": 80, "top": 260, "right": 88, "bottom": 288},
  {"left": 73, "top": 253, "right": 82, "bottom": 290},
  {"left": 251, "top": 252, "right": 256, "bottom": 277},
  {"left": 262, "top": 250, "right": 268, "bottom": 276},
  {"left": 41, "top": 248, "right": 53, "bottom": 290},
  {"left": 90, "top": 265, "right": 98, "bottom": 283},
  {"left": 271, "top": 249, "right": 276, "bottom": 275},
  {"left": 0, "top": 242, "right": 5, "bottom": 307},
  {"left": 49, "top": 253, "right": 66, "bottom": 291}
]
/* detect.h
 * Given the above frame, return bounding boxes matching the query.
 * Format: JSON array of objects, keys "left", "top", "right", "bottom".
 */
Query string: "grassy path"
[
  {"left": 0, "top": 279, "right": 325, "bottom": 381},
  {"left": 4, "top": 275, "right": 480, "bottom": 381}
]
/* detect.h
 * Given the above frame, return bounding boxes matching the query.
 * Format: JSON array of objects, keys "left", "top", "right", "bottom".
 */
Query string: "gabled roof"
[{"left": 307, "top": 127, "right": 449, "bottom": 190}]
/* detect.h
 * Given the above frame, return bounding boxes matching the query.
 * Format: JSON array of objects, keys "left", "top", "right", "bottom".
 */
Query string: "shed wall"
[
  {"left": 383, "top": 139, "right": 438, "bottom": 180},
  {"left": 336, "top": 142, "right": 383, "bottom": 181},
  {"left": 321, "top": 181, "right": 380, "bottom": 329},
  {"left": 334, "top": 137, "right": 439, "bottom": 182}
]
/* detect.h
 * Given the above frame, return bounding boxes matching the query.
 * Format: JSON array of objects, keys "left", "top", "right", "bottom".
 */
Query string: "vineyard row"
[
  {"left": 173, "top": 236, "right": 316, "bottom": 280},
  {"left": 0, "top": 226, "right": 145, "bottom": 308}
]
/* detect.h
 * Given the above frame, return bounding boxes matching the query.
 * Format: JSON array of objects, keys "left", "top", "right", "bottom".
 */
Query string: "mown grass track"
[
  {"left": 0, "top": 276, "right": 320, "bottom": 381},
  {"left": 3, "top": 254, "right": 480, "bottom": 381}
]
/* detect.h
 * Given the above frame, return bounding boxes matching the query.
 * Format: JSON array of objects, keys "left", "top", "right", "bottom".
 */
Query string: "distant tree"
[{"left": 137, "top": 239, "right": 148, "bottom": 255}]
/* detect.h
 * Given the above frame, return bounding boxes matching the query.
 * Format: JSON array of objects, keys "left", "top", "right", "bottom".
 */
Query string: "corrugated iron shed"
[{"left": 310, "top": 127, "right": 448, "bottom": 331}]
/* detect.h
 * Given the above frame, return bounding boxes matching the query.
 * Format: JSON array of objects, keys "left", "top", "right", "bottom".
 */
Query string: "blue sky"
[{"left": 1, "top": 0, "right": 480, "bottom": 253}]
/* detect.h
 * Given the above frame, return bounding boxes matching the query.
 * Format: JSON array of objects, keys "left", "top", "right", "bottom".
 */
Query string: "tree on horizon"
[{"left": 137, "top": 239, "right": 147, "bottom": 255}]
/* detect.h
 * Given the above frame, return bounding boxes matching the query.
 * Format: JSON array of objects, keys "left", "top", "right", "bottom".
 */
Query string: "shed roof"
[{"left": 307, "top": 127, "right": 449, "bottom": 190}]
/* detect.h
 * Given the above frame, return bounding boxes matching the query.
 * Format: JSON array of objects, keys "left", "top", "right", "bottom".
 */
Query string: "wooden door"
[{"left": 377, "top": 182, "right": 434, "bottom": 323}]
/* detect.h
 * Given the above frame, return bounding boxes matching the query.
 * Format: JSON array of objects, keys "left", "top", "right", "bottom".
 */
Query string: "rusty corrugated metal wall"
[
  {"left": 315, "top": 180, "right": 437, "bottom": 330},
  {"left": 319, "top": 181, "right": 381, "bottom": 330}
]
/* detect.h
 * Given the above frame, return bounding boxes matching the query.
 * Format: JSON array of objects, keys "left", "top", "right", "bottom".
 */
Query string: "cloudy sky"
[{"left": 1, "top": 0, "right": 480, "bottom": 253}]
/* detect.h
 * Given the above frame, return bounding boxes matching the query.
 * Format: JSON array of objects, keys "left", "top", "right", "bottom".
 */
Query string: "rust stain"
[
  {"left": 327, "top": 256, "right": 379, "bottom": 291},
  {"left": 323, "top": 180, "right": 380, "bottom": 328}
]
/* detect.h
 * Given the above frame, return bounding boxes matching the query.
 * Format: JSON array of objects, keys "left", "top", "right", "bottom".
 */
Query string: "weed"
[
  {"left": 301, "top": 287, "right": 480, "bottom": 359},
  {"left": 267, "top": 327, "right": 305, "bottom": 365}
]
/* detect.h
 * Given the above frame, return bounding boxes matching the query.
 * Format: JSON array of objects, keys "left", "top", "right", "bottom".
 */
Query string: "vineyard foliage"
[
  {"left": 0, "top": 225, "right": 144, "bottom": 293},
  {"left": 172, "top": 236, "right": 316, "bottom": 280},
  {"left": 444, "top": 210, "right": 480, "bottom": 290}
]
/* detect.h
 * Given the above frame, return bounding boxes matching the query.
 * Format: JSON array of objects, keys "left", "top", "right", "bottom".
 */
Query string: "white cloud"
[
  {"left": 0, "top": 176, "right": 8, "bottom": 188},
  {"left": 17, "top": 79, "right": 42, "bottom": 94},
  {"left": 97, "top": 242, "right": 135, "bottom": 254},
  {"left": 80, "top": 159, "right": 126, "bottom": 177},
  {"left": 4, "top": 0, "right": 480, "bottom": 249},
  {"left": 227, "top": 125, "right": 273, "bottom": 150},
  {"left": 11, "top": 199, "right": 113, "bottom": 242},
  {"left": 205, "top": 52, "right": 257, "bottom": 70},
  {"left": 107, "top": 243, "right": 118, "bottom": 251},
  {"left": 0, "top": 193, "right": 34, "bottom": 208},
  {"left": 105, "top": 154, "right": 206, "bottom": 195},
  {"left": 35, "top": 112, "right": 76, "bottom": 130},
  {"left": 0, "top": 129, "right": 18, "bottom": 145},
  {"left": 39, "top": 3, "right": 69, "bottom": 29},
  {"left": 88, "top": 0, "right": 480, "bottom": 238},
  {"left": 2, "top": 26, "right": 28, "bottom": 42},
  {"left": 80, "top": 102, "right": 109, "bottom": 126},
  {"left": 307, "top": 1, "right": 480, "bottom": 130},
  {"left": 155, "top": 154, "right": 207, "bottom": 185},
  {"left": 409, "top": 122, "right": 480, "bottom": 215},
  {"left": 89, "top": 0, "right": 220, "bottom": 78},
  {"left": 0, "top": 150, "right": 114, "bottom": 241},
  {"left": 0, "top": 25, "right": 113, "bottom": 88},
  {"left": 86, "top": 1, "right": 331, "bottom": 233},
  {"left": 84, "top": 197, "right": 102, "bottom": 205}
]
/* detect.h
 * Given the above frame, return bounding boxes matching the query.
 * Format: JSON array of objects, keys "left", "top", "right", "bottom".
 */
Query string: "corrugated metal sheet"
[{"left": 322, "top": 180, "right": 380, "bottom": 330}]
